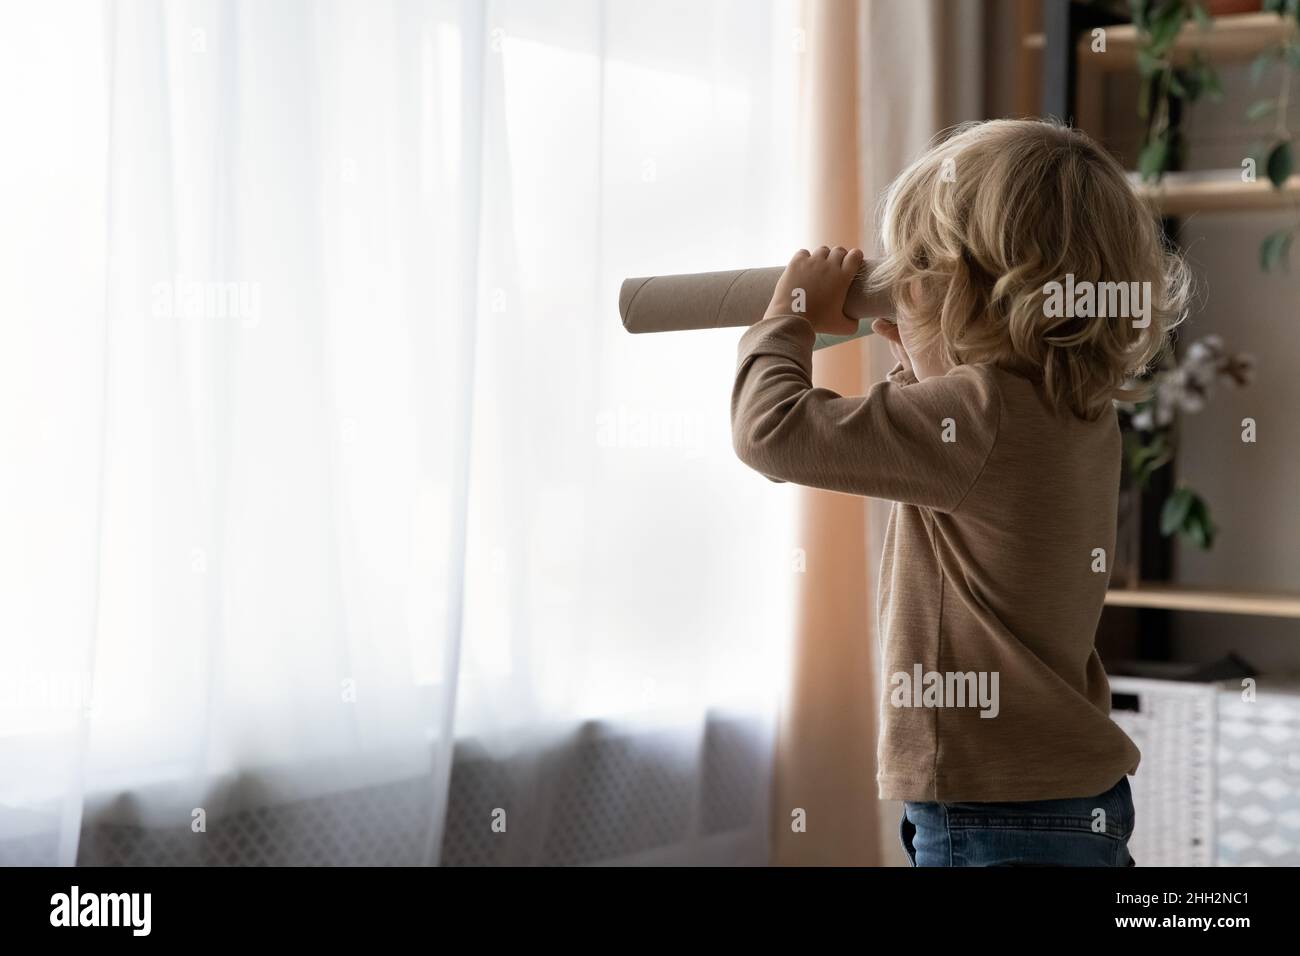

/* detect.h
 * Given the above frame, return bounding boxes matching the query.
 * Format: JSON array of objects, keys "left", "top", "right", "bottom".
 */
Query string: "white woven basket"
[{"left": 1108, "top": 676, "right": 1217, "bottom": 867}]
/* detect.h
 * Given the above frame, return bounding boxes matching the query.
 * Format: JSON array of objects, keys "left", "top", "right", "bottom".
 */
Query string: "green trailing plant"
[
  {"left": 1247, "top": 0, "right": 1300, "bottom": 270},
  {"left": 1131, "top": 0, "right": 1223, "bottom": 182},
  {"left": 1131, "top": 2, "right": 1300, "bottom": 269},
  {"left": 1121, "top": 5, "right": 1267, "bottom": 559}
]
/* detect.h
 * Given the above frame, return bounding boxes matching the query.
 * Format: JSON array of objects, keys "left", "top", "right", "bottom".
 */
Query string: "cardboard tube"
[{"left": 618, "top": 265, "right": 892, "bottom": 350}]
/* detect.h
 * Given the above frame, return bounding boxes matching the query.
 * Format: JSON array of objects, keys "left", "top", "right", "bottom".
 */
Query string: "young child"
[{"left": 731, "top": 119, "right": 1189, "bottom": 867}]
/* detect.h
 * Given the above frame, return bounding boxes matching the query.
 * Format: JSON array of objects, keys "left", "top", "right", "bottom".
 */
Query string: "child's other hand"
[
  {"left": 764, "top": 246, "right": 862, "bottom": 336},
  {"left": 871, "top": 318, "right": 914, "bottom": 379}
]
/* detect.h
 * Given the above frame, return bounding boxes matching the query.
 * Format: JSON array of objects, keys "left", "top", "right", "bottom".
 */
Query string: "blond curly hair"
[{"left": 867, "top": 118, "right": 1190, "bottom": 420}]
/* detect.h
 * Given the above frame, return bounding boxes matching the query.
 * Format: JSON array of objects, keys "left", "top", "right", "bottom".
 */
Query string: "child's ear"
[{"left": 871, "top": 318, "right": 903, "bottom": 347}]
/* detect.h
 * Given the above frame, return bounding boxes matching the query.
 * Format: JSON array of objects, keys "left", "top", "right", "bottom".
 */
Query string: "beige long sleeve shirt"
[{"left": 732, "top": 314, "right": 1140, "bottom": 803}]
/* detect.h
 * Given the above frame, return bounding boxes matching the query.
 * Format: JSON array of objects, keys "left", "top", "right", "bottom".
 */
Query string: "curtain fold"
[
  {"left": 773, "top": 0, "right": 988, "bottom": 866},
  {"left": 81, "top": 0, "right": 470, "bottom": 864},
  {"left": 0, "top": 0, "right": 110, "bottom": 868},
  {"left": 450, "top": 0, "right": 803, "bottom": 866},
  {"left": 769, "top": 0, "right": 877, "bottom": 868}
]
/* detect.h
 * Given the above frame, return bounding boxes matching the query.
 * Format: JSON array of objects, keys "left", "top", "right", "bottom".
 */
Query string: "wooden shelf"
[
  {"left": 1133, "top": 169, "right": 1300, "bottom": 214},
  {"left": 1025, "top": 12, "right": 1294, "bottom": 73},
  {"left": 1105, "top": 585, "right": 1300, "bottom": 619}
]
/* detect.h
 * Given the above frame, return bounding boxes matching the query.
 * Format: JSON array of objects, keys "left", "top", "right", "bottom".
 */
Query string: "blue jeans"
[{"left": 900, "top": 776, "right": 1136, "bottom": 867}]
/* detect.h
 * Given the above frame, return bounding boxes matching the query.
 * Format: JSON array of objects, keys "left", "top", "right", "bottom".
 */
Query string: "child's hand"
[
  {"left": 763, "top": 246, "right": 862, "bottom": 336},
  {"left": 871, "top": 318, "right": 914, "bottom": 379}
]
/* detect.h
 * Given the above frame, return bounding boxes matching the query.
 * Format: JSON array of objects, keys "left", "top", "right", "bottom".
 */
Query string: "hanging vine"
[
  {"left": 1249, "top": 0, "right": 1300, "bottom": 270},
  {"left": 1132, "top": 0, "right": 1222, "bottom": 182}
]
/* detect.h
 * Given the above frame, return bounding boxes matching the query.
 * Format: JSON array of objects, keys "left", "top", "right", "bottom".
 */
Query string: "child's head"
[{"left": 868, "top": 118, "right": 1190, "bottom": 419}]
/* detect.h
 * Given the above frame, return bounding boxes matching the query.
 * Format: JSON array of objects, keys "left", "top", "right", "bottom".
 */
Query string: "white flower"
[
  {"left": 1177, "top": 389, "right": 1207, "bottom": 414},
  {"left": 1185, "top": 335, "right": 1223, "bottom": 365},
  {"left": 1121, "top": 335, "right": 1251, "bottom": 432}
]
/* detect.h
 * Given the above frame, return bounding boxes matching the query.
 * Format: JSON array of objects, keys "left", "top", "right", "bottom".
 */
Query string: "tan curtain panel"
[{"left": 772, "top": 0, "right": 988, "bottom": 866}]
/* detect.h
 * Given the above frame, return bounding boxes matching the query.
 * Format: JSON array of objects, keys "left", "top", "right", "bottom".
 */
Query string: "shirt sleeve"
[{"left": 730, "top": 314, "right": 1002, "bottom": 511}]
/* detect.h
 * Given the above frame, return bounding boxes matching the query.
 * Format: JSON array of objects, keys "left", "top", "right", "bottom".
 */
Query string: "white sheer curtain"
[{"left": 1, "top": 0, "right": 799, "bottom": 867}]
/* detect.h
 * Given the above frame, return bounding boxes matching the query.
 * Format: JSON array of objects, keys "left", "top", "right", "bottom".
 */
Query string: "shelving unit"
[
  {"left": 1027, "top": 11, "right": 1293, "bottom": 70},
  {"left": 1134, "top": 170, "right": 1300, "bottom": 214},
  {"left": 1105, "top": 585, "right": 1300, "bottom": 619},
  {"left": 1035, "top": 2, "right": 1300, "bottom": 646}
]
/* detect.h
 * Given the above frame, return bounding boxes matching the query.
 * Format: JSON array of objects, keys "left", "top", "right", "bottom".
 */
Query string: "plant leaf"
[
  {"left": 1261, "top": 229, "right": 1294, "bottom": 271},
  {"left": 1250, "top": 50, "right": 1278, "bottom": 87},
  {"left": 1137, "top": 48, "right": 1163, "bottom": 79},
  {"left": 1200, "top": 62, "right": 1223, "bottom": 101},
  {"left": 1185, "top": 498, "right": 1216, "bottom": 549},
  {"left": 1148, "top": 7, "right": 1186, "bottom": 55},
  {"left": 1247, "top": 97, "right": 1277, "bottom": 120},
  {"left": 1161, "top": 486, "right": 1194, "bottom": 537},
  {"left": 1160, "top": 488, "right": 1217, "bottom": 550},
  {"left": 1133, "top": 0, "right": 1152, "bottom": 31},
  {"left": 1267, "top": 139, "right": 1294, "bottom": 187},
  {"left": 1138, "top": 137, "right": 1168, "bottom": 181}
]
